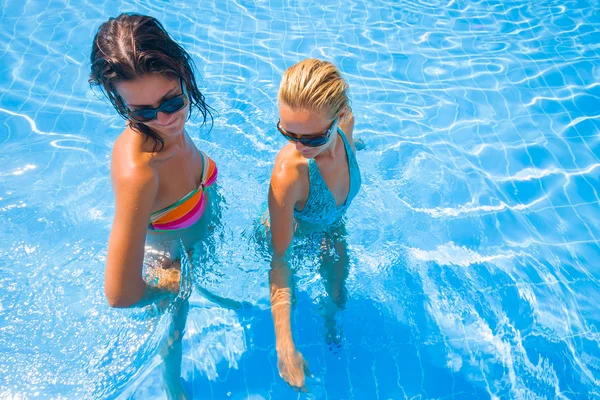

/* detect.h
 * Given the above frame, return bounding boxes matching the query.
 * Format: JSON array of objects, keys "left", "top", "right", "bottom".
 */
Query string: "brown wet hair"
[{"left": 89, "top": 13, "right": 212, "bottom": 151}]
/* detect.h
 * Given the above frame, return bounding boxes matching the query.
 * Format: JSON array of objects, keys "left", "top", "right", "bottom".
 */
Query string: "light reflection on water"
[{"left": 0, "top": 0, "right": 599, "bottom": 398}]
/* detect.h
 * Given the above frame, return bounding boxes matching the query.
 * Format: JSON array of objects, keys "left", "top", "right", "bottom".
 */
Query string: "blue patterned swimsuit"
[{"left": 293, "top": 127, "right": 361, "bottom": 225}]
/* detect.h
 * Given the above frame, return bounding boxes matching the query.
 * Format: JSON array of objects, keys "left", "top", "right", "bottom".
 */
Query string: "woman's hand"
[
  {"left": 276, "top": 345, "right": 310, "bottom": 391},
  {"left": 157, "top": 268, "right": 180, "bottom": 294},
  {"left": 150, "top": 260, "right": 181, "bottom": 294}
]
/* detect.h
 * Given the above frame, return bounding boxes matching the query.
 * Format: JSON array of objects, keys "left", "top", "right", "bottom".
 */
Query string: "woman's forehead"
[
  {"left": 115, "top": 74, "right": 178, "bottom": 106},
  {"left": 278, "top": 104, "right": 329, "bottom": 122},
  {"left": 278, "top": 105, "right": 332, "bottom": 135}
]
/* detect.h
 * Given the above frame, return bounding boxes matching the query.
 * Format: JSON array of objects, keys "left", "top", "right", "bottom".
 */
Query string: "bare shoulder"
[
  {"left": 111, "top": 128, "right": 157, "bottom": 192},
  {"left": 270, "top": 144, "right": 307, "bottom": 202},
  {"left": 271, "top": 144, "right": 306, "bottom": 183}
]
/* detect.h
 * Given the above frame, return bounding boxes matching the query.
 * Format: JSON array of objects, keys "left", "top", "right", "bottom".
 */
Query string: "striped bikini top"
[{"left": 148, "top": 152, "right": 218, "bottom": 232}]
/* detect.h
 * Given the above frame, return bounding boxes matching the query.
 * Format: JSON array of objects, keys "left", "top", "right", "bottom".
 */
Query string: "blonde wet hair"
[{"left": 278, "top": 58, "right": 351, "bottom": 120}]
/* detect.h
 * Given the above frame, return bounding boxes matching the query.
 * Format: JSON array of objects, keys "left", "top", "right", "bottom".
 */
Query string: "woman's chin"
[
  {"left": 299, "top": 148, "right": 321, "bottom": 159},
  {"left": 299, "top": 151, "right": 314, "bottom": 159},
  {"left": 153, "top": 119, "right": 185, "bottom": 137}
]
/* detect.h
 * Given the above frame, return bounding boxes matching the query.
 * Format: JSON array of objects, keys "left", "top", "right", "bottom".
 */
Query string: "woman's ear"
[
  {"left": 338, "top": 106, "right": 348, "bottom": 122},
  {"left": 338, "top": 106, "right": 352, "bottom": 123}
]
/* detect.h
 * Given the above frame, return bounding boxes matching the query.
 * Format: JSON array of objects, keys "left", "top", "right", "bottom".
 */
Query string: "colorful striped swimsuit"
[{"left": 148, "top": 152, "right": 218, "bottom": 232}]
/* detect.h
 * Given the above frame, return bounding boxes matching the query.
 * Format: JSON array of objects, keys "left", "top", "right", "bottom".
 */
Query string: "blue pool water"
[{"left": 1, "top": 0, "right": 600, "bottom": 398}]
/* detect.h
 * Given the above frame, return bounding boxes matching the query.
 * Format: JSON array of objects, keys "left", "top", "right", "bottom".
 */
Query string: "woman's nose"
[
  {"left": 295, "top": 141, "right": 307, "bottom": 151},
  {"left": 156, "top": 111, "right": 174, "bottom": 125}
]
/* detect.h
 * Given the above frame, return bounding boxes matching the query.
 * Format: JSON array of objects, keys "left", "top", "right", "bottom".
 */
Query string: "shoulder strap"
[{"left": 200, "top": 151, "right": 218, "bottom": 188}]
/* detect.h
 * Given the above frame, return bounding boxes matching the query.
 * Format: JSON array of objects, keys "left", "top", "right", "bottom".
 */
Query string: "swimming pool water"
[{"left": 1, "top": 0, "right": 600, "bottom": 398}]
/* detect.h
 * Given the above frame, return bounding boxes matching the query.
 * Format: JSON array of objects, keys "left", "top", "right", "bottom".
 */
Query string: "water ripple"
[{"left": 1, "top": 0, "right": 599, "bottom": 398}]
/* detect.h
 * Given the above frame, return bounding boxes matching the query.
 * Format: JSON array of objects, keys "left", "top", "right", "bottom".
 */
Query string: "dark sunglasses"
[
  {"left": 277, "top": 118, "right": 337, "bottom": 148},
  {"left": 127, "top": 79, "right": 188, "bottom": 123}
]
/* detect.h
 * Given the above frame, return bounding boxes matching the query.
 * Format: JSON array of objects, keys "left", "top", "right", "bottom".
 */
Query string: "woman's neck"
[
  {"left": 315, "top": 130, "right": 341, "bottom": 162},
  {"left": 151, "top": 129, "right": 189, "bottom": 160}
]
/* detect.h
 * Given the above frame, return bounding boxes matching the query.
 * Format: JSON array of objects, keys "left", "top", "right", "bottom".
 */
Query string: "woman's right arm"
[
  {"left": 268, "top": 170, "right": 297, "bottom": 352},
  {"left": 268, "top": 154, "right": 310, "bottom": 389},
  {"left": 104, "top": 162, "right": 158, "bottom": 308}
]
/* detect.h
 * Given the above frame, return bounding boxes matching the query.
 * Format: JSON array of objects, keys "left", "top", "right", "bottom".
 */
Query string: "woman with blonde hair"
[{"left": 268, "top": 59, "right": 361, "bottom": 389}]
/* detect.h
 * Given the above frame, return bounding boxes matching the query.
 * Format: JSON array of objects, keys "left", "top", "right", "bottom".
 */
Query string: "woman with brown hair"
[{"left": 89, "top": 13, "right": 218, "bottom": 308}]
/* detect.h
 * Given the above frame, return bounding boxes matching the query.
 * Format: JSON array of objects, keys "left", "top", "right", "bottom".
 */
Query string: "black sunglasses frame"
[
  {"left": 277, "top": 118, "right": 337, "bottom": 148},
  {"left": 127, "top": 79, "right": 188, "bottom": 123}
]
